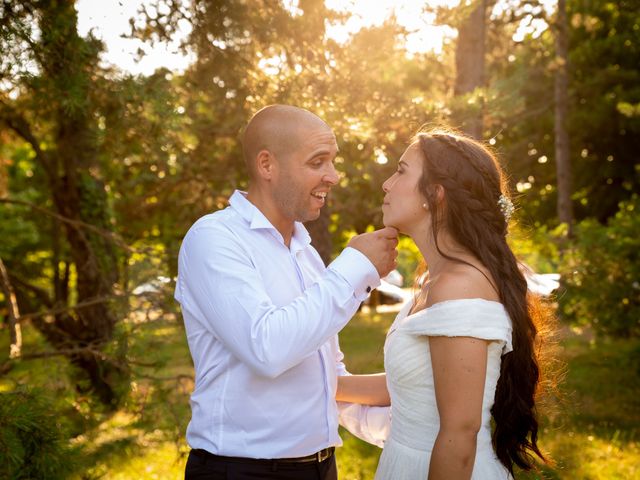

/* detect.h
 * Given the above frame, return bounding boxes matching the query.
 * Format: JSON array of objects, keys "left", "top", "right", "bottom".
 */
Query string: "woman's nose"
[{"left": 382, "top": 174, "right": 395, "bottom": 192}]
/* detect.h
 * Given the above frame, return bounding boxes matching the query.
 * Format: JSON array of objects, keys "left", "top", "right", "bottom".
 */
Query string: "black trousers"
[{"left": 185, "top": 449, "right": 338, "bottom": 480}]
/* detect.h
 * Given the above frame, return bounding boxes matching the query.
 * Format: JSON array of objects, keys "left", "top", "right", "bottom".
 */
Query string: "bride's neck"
[{"left": 413, "top": 227, "right": 466, "bottom": 276}]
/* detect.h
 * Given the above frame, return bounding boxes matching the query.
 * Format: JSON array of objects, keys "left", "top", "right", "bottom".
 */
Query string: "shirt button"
[{"left": 366, "top": 286, "right": 371, "bottom": 293}]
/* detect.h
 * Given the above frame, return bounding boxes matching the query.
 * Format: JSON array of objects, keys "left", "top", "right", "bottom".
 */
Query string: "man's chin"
[{"left": 301, "top": 209, "right": 322, "bottom": 223}]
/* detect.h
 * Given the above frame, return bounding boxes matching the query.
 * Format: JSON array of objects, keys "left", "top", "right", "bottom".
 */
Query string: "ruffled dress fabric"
[{"left": 374, "top": 299, "right": 514, "bottom": 480}]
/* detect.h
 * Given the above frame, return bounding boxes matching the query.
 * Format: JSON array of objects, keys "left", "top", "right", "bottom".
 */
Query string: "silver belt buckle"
[{"left": 316, "top": 448, "right": 330, "bottom": 462}]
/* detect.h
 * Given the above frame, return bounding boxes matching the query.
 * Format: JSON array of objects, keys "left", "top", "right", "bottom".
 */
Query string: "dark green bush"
[
  {"left": 0, "top": 388, "right": 76, "bottom": 480},
  {"left": 559, "top": 194, "right": 640, "bottom": 337}
]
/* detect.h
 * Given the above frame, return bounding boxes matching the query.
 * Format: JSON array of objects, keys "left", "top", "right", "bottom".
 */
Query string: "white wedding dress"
[{"left": 374, "top": 299, "right": 514, "bottom": 480}]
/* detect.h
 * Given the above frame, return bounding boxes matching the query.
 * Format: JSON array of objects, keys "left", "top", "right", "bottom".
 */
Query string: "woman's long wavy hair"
[{"left": 414, "top": 128, "right": 550, "bottom": 475}]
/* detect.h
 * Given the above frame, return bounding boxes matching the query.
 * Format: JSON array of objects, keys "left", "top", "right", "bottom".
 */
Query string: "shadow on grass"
[{"left": 71, "top": 436, "right": 142, "bottom": 479}]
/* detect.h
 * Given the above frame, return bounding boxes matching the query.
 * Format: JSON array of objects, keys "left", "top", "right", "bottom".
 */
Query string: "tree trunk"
[
  {"left": 0, "top": 257, "right": 22, "bottom": 359},
  {"left": 554, "top": 0, "right": 574, "bottom": 235},
  {"left": 453, "top": 0, "right": 487, "bottom": 139},
  {"left": 15, "top": 1, "right": 126, "bottom": 407}
]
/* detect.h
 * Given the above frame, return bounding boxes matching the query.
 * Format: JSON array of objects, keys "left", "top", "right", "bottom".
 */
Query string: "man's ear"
[{"left": 255, "top": 149, "right": 276, "bottom": 180}]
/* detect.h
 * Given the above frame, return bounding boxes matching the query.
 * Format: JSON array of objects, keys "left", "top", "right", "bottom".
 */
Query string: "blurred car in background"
[
  {"left": 363, "top": 266, "right": 560, "bottom": 307},
  {"left": 525, "top": 271, "right": 560, "bottom": 296},
  {"left": 364, "top": 270, "right": 411, "bottom": 306},
  {"left": 132, "top": 276, "right": 172, "bottom": 295}
]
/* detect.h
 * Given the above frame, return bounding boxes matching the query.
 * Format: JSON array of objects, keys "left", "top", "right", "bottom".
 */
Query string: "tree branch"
[
  {"left": 134, "top": 372, "right": 194, "bottom": 382},
  {"left": 0, "top": 197, "right": 134, "bottom": 252},
  {"left": 16, "top": 293, "right": 124, "bottom": 322},
  {"left": 0, "top": 256, "right": 22, "bottom": 358},
  {"left": 0, "top": 343, "right": 130, "bottom": 374},
  {"left": 7, "top": 270, "right": 53, "bottom": 308}
]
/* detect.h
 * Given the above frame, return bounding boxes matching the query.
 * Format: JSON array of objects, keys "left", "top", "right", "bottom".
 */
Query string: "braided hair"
[{"left": 414, "top": 128, "right": 547, "bottom": 475}]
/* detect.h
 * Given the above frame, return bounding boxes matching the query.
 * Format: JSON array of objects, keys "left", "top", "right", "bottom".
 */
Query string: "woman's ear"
[
  {"left": 255, "top": 149, "right": 276, "bottom": 180},
  {"left": 431, "top": 184, "right": 447, "bottom": 224},
  {"left": 425, "top": 184, "right": 445, "bottom": 206},
  {"left": 433, "top": 184, "right": 445, "bottom": 204}
]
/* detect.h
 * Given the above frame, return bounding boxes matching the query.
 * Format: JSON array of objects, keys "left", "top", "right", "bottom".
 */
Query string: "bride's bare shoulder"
[{"left": 426, "top": 263, "right": 499, "bottom": 307}]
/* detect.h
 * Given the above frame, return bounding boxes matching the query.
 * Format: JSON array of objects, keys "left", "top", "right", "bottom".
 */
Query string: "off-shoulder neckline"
[{"left": 405, "top": 297, "right": 505, "bottom": 319}]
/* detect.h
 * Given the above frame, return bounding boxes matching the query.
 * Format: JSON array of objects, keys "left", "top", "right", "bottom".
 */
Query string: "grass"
[
  {"left": 335, "top": 310, "right": 389, "bottom": 480},
  {"left": 1, "top": 309, "right": 639, "bottom": 479},
  {"left": 517, "top": 333, "right": 640, "bottom": 480}
]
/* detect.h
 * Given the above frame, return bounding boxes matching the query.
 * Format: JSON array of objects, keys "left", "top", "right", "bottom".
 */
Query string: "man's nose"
[{"left": 323, "top": 163, "right": 340, "bottom": 185}]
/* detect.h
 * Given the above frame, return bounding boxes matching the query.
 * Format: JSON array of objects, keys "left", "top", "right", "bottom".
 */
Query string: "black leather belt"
[
  {"left": 192, "top": 447, "right": 335, "bottom": 464},
  {"left": 281, "top": 447, "right": 334, "bottom": 463}
]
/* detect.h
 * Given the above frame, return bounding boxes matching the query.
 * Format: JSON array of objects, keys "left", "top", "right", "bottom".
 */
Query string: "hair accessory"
[{"left": 498, "top": 194, "right": 514, "bottom": 222}]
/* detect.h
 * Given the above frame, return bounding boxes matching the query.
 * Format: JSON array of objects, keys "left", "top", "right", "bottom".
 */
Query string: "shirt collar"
[{"left": 229, "top": 190, "right": 311, "bottom": 251}]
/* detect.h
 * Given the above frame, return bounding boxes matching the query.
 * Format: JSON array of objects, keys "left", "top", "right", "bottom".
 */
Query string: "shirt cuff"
[
  {"left": 337, "top": 402, "right": 391, "bottom": 448},
  {"left": 328, "top": 247, "right": 381, "bottom": 301}
]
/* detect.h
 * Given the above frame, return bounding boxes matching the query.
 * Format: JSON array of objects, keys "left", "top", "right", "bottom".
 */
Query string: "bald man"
[{"left": 176, "top": 105, "right": 397, "bottom": 479}]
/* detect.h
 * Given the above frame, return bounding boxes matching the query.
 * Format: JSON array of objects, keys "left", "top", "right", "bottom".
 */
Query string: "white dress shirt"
[{"left": 175, "top": 190, "right": 390, "bottom": 458}]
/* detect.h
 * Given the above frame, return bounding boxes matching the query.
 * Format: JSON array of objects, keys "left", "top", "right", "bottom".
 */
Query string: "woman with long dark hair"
[{"left": 337, "top": 129, "right": 550, "bottom": 479}]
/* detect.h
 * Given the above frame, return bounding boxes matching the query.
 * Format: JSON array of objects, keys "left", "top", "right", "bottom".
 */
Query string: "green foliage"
[
  {"left": 517, "top": 335, "right": 640, "bottom": 480},
  {"left": 0, "top": 388, "right": 76, "bottom": 480},
  {"left": 486, "top": 0, "right": 640, "bottom": 226},
  {"left": 395, "top": 236, "right": 422, "bottom": 287},
  {"left": 508, "top": 221, "right": 562, "bottom": 274},
  {"left": 560, "top": 195, "right": 640, "bottom": 337},
  {"left": 0, "top": 145, "right": 46, "bottom": 263}
]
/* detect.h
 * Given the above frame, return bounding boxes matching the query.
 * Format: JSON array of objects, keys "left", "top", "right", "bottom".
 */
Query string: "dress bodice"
[{"left": 375, "top": 298, "right": 514, "bottom": 479}]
